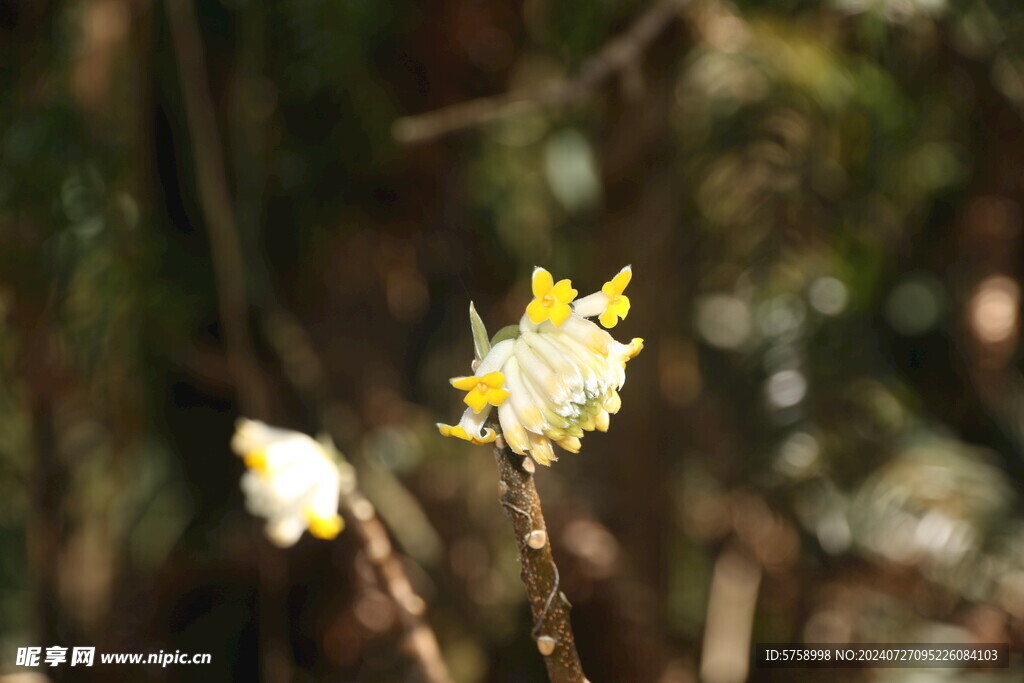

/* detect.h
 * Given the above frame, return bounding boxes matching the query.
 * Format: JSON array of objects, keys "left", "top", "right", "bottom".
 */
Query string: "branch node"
[
  {"left": 350, "top": 497, "right": 376, "bottom": 522},
  {"left": 366, "top": 537, "right": 391, "bottom": 564},
  {"left": 527, "top": 529, "right": 549, "bottom": 550}
]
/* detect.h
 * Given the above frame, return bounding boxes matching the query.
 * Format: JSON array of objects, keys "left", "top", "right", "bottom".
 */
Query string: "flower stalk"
[{"left": 491, "top": 421, "right": 587, "bottom": 683}]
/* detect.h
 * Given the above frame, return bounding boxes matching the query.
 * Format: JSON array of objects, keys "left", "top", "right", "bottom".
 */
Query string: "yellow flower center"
[
  {"left": 450, "top": 371, "right": 510, "bottom": 413},
  {"left": 527, "top": 267, "right": 577, "bottom": 326}
]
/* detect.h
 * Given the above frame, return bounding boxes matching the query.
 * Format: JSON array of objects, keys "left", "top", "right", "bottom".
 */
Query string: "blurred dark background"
[{"left": 3, "top": 0, "right": 1024, "bottom": 680}]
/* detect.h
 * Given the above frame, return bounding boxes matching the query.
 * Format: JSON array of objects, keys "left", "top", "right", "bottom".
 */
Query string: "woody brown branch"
[{"left": 491, "top": 425, "right": 587, "bottom": 683}]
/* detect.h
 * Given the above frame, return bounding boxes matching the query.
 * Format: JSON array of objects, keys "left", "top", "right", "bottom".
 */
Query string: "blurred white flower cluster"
[{"left": 231, "top": 419, "right": 347, "bottom": 547}]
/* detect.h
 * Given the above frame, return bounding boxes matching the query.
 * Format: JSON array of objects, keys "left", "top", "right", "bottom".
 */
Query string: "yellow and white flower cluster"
[
  {"left": 438, "top": 266, "right": 643, "bottom": 466},
  {"left": 231, "top": 419, "right": 346, "bottom": 547}
]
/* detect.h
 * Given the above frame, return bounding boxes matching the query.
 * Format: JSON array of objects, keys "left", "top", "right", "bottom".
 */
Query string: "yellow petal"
[
  {"left": 532, "top": 267, "right": 553, "bottom": 297},
  {"left": 439, "top": 422, "right": 495, "bottom": 445},
  {"left": 485, "top": 386, "right": 510, "bottom": 406},
  {"left": 548, "top": 302, "right": 573, "bottom": 327},
  {"left": 552, "top": 279, "right": 578, "bottom": 303},
  {"left": 450, "top": 375, "right": 480, "bottom": 391},
  {"left": 480, "top": 371, "right": 505, "bottom": 388},
  {"left": 439, "top": 423, "right": 469, "bottom": 441},
  {"left": 602, "top": 266, "right": 632, "bottom": 297},
  {"left": 613, "top": 294, "right": 630, "bottom": 317},
  {"left": 598, "top": 291, "right": 630, "bottom": 329},
  {"left": 464, "top": 388, "right": 490, "bottom": 413},
  {"left": 599, "top": 308, "right": 619, "bottom": 328},
  {"left": 526, "top": 297, "right": 550, "bottom": 324}
]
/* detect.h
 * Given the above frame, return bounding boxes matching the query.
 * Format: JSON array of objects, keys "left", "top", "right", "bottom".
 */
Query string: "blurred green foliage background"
[{"left": 3, "top": 0, "right": 1024, "bottom": 680}]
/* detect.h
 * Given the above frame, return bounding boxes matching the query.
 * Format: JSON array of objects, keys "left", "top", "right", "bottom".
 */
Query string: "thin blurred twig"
[
  {"left": 490, "top": 424, "right": 587, "bottom": 683},
  {"left": 262, "top": 311, "right": 454, "bottom": 683},
  {"left": 165, "top": 0, "right": 267, "bottom": 417},
  {"left": 341, "top": 486, "right": 453, "bottom": 683},
  {"left": 165, "top": 2, "right": 284, "bottom": 680},
  {"left": 391, "top": 0, "right": 686, "bottom": 144}
]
